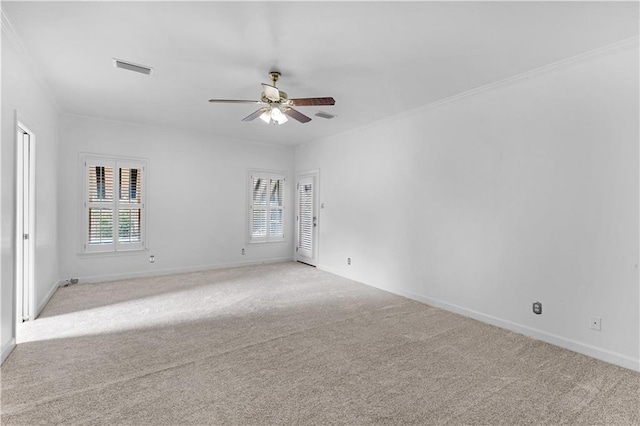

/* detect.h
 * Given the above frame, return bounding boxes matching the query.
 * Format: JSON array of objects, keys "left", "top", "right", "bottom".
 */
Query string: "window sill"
[
  {"left": 79, "top": 248, "right": 149, "bottom": 258},
  {"left": 248, "top": 239, "right": 287, "bottom": 245}
]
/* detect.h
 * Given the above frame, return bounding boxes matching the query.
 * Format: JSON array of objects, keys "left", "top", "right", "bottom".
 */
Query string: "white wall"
[
  {"left": 57, "top": 115, "right": 294, "bottom": 283},
  {"left": 295, "top": 41, "right": 640, "bottom": 371},
  {"left": 2, "top": 32, "right": 60, "bottom": 361}
]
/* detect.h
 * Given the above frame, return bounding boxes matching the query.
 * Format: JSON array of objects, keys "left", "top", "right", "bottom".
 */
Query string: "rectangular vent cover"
[
  {"left": 315, "top": 111, "right": 336, "bottom": 119},
  {"left": 113, "top": 59, "right": 152, "bottom": 75}
]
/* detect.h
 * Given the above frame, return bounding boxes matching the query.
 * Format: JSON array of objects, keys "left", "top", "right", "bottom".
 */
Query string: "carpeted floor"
[{"left": 1, "top": 262, "right": 638, "bottom": 425}]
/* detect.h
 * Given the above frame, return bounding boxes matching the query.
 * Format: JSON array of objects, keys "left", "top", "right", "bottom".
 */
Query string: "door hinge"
[
  {"left": 296, "top": 247, "right": 299, "bottom": 252},
  {"left": 23, "top": 234, "right": 29, "bottom": 240}
]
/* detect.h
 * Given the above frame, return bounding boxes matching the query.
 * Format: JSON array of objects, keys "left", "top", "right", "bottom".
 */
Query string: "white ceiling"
[{"left": 3, "top": 1, "right": 638, "bottom": 146}]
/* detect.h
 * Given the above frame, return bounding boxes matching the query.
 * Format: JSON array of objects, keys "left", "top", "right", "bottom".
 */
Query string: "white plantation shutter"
[
  {"left": 250, "top": 172, "right": 285, "bottom": 242},
  {"left": 87, "top": 163, "right": 114, "bottom": 246},
  {"left": 83, "top": 156, "right": 146, "bottom": 253},
  {"left": 117, "top": 165, "right": 143, "bottom": 247},
  {"left": 88, "top": 208, "right": 114, "bottom": 246},
  {"left": 298, "top": 182, "right": 313, "bottom": 252},
  {"left": 269, "top": 178, "right": 284, "bottom": 237},
  {"left": 88, "top": 164, "right": 113, "bottom": 202},
  {"left": 251, "top": 176, "right": 268, "bottom": 239}
]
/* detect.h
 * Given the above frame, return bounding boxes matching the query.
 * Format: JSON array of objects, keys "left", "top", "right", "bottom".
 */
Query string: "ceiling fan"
[{"left": 208, "top": 72, "right": 335, "bottom": 125}]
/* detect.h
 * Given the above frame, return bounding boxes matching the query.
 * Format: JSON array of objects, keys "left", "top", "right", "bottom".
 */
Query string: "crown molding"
[
  {"left": 411, "top": 35, "right": 640, "bottom": 116},
  {"left": 2, "top": 8, "right": 61, "bottom": 112},
  {"left": 301, "top": 35, "right": 639, "bottom": 147},
  {"left": 1, "top": 8, "right": 24, "bottom": 54}
]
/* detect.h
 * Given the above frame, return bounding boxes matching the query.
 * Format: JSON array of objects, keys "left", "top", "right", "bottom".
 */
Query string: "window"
[
  {"left": 249, "top": 171, "right": 285, "bottom": 242},
  {"left": 82, "top": 155, "right": 146, "bottom": 253}
]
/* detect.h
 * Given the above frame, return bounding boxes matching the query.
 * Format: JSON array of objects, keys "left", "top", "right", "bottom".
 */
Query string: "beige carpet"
[{"left": 1, "top": 262, "right": 638, "bottom": 425}]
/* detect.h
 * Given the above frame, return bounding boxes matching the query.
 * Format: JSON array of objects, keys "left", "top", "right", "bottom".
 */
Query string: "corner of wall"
[
  {"left": 1, "top": 338, "right": 16, "bottom": 366},
  {"left": 37, "top": 280, "right": 63, "bottom": 319}
]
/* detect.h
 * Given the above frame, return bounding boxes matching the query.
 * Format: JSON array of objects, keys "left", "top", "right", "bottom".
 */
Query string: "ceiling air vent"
[
  {"left": 113, "top": 59, "right": 153, "bottom": 75},
  {"left": 315, "top": 111, "right": 336, "bottom": 119}
]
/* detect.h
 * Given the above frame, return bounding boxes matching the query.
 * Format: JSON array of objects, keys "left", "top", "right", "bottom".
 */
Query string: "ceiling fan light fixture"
[
  {"left": 270, "top": 107, "right": 288, "bottom": 125},
  {"left": 259, "top": 110, "right": 271, "bottom": 124}
]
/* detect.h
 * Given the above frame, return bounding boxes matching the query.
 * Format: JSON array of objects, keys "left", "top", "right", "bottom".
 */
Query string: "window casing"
[
  {"left": 249, "top": 171, "right": 285, "bottom": 243},
  {"left": 82, "top": 155, "right": 147, "bottom": 253}
]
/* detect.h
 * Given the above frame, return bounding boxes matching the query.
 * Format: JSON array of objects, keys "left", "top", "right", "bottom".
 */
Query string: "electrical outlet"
[
  {"left": 532, "top": 302, "right": 542, "bottom": 315},
  {"left": 149, "top": 255, "right": 155, "bottom": 264},
  {"left": 347, "top": 257, "right": 351, "bottom": 265},
  {"left": 590, "top": 316, "right": 602, "bottom": 331},
  {"left": 241, "top": 248, "right": 245, "bottom": 255}
]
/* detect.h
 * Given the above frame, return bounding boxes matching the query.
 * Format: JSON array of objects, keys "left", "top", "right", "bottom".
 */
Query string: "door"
[
  {"left": 16, "top": 123, "right": 35, "bottom": 323},
  {"left": 296, "top": 172, "right": 319, "bottom": 266}
]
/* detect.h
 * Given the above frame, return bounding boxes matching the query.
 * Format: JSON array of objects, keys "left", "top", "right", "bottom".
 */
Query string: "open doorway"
[{"left": 16, "top": 121, "right": 36, "bottom": 325}]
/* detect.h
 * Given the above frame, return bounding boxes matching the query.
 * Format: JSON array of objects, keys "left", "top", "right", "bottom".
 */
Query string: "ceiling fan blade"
[
  {"left": 242, "top": 108, "right": 269, "bottom": 122},
  {"left": 262, "top": 84, "right": 281, "bottom": 101},
  {"left": 208, "top": 99, "right": 264, "bottom": 104},
  {"left": 283, "top": 107, "right": 312, "bottom": 123},
  {"left": 289, "top": 97, "right": 335, "bottom": 106}
]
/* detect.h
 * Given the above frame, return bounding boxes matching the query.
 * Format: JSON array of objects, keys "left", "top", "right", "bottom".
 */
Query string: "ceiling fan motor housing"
[{"left": 261, "top": 91, "right": 288, "bottom": 104}]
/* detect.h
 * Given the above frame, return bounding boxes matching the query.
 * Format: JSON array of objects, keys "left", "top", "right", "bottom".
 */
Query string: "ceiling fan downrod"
[{"left": 270, "top": 71, "right": 281, "bottom": 87}]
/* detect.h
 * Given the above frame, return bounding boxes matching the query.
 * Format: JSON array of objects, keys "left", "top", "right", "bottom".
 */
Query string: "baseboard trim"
[
  {"left": 316, "top": 264, "right": 346, "bottom": 277},
  {"left": 1, "top": 338, "right": 16, "bottom": 365},
  {"left": 406, "top": 291, "right": 640, "bottom": 373},
  {"left": 317, "top": 265, "right": 640, "bottom": 373},
  {"left": 36, "top": 280, "right": 63, "bottom": 318},
  {"left": 75, "top": 257, "right": 294, "bottom": 284}
]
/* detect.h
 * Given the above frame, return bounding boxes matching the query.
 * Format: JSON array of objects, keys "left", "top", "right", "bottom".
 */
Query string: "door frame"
[
  {"left": 15, "top": 118, "right": 36, "bottom": 324},
  {"left": 295, "top": 169, "right": 320, "bottom": 266}
]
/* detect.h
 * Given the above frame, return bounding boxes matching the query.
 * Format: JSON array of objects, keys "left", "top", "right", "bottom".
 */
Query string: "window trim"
[
  {"left": 248, "top": 169, "right": 286, "bottom": 244},
  {"left": 80, "top": 153, "right": 148, "bottom": 255}
]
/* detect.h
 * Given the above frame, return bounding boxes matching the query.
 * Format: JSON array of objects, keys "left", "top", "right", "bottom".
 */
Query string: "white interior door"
[
  {"left": 16, "top": 123, "right": 35, "bottom": 323},
  {"left": 296, "top": 172, "right": 318, "bottom": 266}
]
